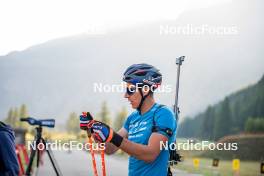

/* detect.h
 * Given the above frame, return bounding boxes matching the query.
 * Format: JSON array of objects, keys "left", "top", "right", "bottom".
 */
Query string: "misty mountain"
[{"left": 0, "top": 0, "right": 263, "bottom": 125}]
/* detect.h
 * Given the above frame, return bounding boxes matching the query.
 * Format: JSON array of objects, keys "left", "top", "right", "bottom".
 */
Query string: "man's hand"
[
  {"left": 79, "top": 112, "right": 123, "bottom": 147},
  {"left": 79, "top": 112, "right": 93, "bottom": 130},
  {"left": 87, "top": 120, "right": 113, "bottom": 143}
]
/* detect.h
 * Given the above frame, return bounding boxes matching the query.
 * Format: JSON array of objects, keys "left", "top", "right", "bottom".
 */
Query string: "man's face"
[
  {"left": 124, "top": 83, "right": 142, "bottom": 109},
  {"left": 124, "top": 83, "right": 150, "bottom": 109}
]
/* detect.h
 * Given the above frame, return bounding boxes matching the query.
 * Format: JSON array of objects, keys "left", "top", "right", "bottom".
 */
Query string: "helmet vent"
[
  {"left": 125, "top": 76, "right": 131, "bottom": 80},
  {"left": 140, "top": 66, "right": 152, "bottom": 70},
  {"left": 134, "top": 71, "right": 147, "bottom": 76}
]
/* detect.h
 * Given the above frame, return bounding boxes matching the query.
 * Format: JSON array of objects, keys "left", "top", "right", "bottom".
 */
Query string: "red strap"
[
  {"left": 16, "top": 146, "right": 24, "bottom": 175},
  {"left": 101, "top": 149, "right": 106, "bottom": 176},
  {"left": 88, "top": 136, "right": 98, "bottom": 176}
]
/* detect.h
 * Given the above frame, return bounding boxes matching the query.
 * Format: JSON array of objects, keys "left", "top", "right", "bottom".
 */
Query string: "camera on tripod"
[
  {"left": 20, "top": 117, "right": 62, "bottom": 176},
  {"left": 20, "top": 117, "right": 55, "bottom": 128}
]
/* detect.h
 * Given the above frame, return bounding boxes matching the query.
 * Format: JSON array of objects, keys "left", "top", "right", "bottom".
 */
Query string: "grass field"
[{"left": 174, "top": 157, "right": 261, "bottom": 176}]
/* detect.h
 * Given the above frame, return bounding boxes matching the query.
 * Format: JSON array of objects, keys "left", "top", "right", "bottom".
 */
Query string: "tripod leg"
[
  {"left": 25, "top": 147, "right": 36, "bottom": 175},
  {"left": 42, "top": 138, "right": 62, "bottom": 176},
  {"left": 37, "top": 146, "right": 40, "bottom": 168},
  {"left": 25, "top": 138, "right": 41, "bottom": 176},
  {"left": 35, "top": 140, "right": 43, "bottom": 176}
]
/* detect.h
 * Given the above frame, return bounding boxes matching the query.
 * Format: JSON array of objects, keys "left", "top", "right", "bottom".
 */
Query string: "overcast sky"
[{"left": 0, "top": 0, "right": 230, "bottom": 56}]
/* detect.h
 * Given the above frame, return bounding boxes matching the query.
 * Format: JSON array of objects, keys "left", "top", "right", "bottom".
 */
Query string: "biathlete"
[{"left": 80, "top": 63, "right": 177, "bottom": 176}]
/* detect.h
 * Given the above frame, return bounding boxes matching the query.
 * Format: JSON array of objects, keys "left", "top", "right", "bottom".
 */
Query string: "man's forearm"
[
  {"left": 104, "top": 135, "right": 154, "bottom": 160},
  {"left": 105, "top": 142, "right": 119, "bottom": 154},
  {"left": 105, "top": 127, "right": 128, "bottom": 155}
]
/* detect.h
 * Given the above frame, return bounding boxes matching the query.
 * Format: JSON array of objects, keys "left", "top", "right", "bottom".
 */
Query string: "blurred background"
[{"left": 0, "top": 0, "right": 263, "bottom": 175}]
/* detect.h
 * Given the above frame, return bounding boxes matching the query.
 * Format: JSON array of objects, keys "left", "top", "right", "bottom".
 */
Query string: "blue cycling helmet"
[
  {"left": 123, "top": 63, "right": 162, "bottom": 113},
  {"left": 123, "top": 63, "right": 162, "bottom": 88}
]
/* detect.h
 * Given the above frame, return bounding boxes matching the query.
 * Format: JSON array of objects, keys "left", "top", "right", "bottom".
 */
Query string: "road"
[{"left": 37, "top": 150, "right": 201, "bottom": 176}]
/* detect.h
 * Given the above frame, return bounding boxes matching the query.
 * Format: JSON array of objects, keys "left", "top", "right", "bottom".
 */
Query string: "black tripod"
[{"left": 26, "top": 126, "right": 62, "bottom": 176}]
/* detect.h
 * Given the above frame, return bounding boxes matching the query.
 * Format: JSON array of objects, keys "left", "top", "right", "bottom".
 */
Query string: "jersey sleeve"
[{"left": 154, "top": 106, "right": 177, "bottom": 139}]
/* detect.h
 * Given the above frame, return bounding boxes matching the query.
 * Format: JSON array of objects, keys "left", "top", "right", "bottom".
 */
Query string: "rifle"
[{"left": 168, "top": 56, "right": 185, "bottom": 175}]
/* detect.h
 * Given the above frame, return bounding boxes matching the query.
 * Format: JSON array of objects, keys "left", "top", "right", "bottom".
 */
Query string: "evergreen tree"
[
  {"left": 114, "top": 107, "right": 127, "bottom": 131},
  {"left": 178, "top": 74, "right": 264, "bottom": 139},
  {"left": 4, "top": 108, "right": 14, "bottom": 124},
  {"left": 201, "top": 106, "right": 215, "bottom": 140},
  {"left": 19, "top": 104, "right": 28, "bottom": 118},
  {"left": 98, "top": 101, "right": 111, "bottom": 125},
  {"left": 3, "top": 104, "right": 31, "bottom": 129},
  {"left": 245, "top": 117, "right": 264, "bottom": 132},
  {"left": 13, "top": 107, "right": 20, "bottom": 128},
  {"left": 213, "top": 97, "right": 232, "bottom": 140},
  {"left": 66, "top": 112, "right": 79, "bottom": 134},
  {"left": 19, "top": 104, "right": 29, "bottom": 128}
]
